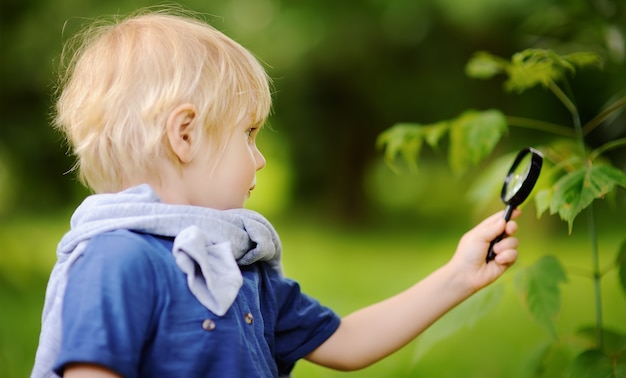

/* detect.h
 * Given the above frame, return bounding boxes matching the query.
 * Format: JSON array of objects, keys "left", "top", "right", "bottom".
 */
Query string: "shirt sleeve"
[
  {"left": 269, "top": 270, "right": 341, "bottom": 374},
  {"left": 54, "top": 230, "right": 161, "bottom": 378}
]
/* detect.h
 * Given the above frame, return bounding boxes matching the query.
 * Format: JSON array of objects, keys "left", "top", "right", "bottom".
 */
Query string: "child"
[{"left": 32, "top": 8, "right": 520, "bottom": 378}]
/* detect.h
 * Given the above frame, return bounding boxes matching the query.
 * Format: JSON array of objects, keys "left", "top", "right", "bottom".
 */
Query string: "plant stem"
[
  {"left": 563, "top": 264, "right": 594, "bottom": 279},
  {"left": 548, "top": 81, "right": 579, "bottom": 123},
  {"left": 583, "top": 95, "right": 626, "bottom": 136},
  {"left": 590, "top": 137, "right": 626, "bottom": 161},
  {"left": 587, "top": 203, "right": 604, "bottom": 348},
  {"left": 549, "top": 79, "right": 604, "bottom": 349},
  {"left": 505, "top": 116, "right": 575, "bottom": 137}
]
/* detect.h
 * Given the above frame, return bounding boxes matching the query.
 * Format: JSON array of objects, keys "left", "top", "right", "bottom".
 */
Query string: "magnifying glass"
[{"left": 486, "top": 147, "right": 543, "bottom": 262}]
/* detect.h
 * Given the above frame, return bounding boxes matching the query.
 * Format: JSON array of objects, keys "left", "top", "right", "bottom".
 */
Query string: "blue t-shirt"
[{"left": 54, "top": 230, "right": 340, "bottom": 377}]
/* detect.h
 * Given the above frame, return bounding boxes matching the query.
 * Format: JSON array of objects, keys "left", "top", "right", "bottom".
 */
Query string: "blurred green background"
[{"left": 1, "top": 0, "right": 625, "bottom": 377}]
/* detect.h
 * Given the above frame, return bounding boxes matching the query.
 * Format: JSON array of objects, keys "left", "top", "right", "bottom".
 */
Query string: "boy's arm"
[
  {"left": 64, "top": 364, "right": 121, "bottom": 378},
  {"left": 305, "top": 210, "right": 520, "bottom": 371}
]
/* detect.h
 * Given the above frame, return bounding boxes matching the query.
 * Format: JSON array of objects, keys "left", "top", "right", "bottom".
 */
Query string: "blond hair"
[{"left": 55, "top": 8, "right": 272, "bottom": 193}]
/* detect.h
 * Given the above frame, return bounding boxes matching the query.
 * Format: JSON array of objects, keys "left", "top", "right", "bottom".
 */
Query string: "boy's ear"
[{"left": 166, "top": 104, "right": 197, "bottom": 164}]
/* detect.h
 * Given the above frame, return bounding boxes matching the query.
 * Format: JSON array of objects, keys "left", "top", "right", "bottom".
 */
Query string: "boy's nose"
[{"left": 255, "top": 147, "right": 266, "bottom": 171}]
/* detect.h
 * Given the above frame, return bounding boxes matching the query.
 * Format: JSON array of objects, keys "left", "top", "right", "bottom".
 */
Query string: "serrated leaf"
[
  {"left": 602, "top": 164, "right": 626, "bottom": 186},
  {"left": 515, "top": 256, "right": 567, "bottom": 338},
  {"left": 563, "top": 52, "right": 603, "bottom": 70},
  {"left": 467, "top": 49, "right": 603, "bottom": 94},
  {"left": 448, "top": 109, "right": 507, "bottom": 174},
  {"left": 570, "top": 349, "right": 615, "bottom": 378},
  {"left": 505, "top": 49, "right": 570, "bottom": 93},
  {"left": 551, "top": 164, "right": 626, "bottom": 233},
  {"left": 576, "top": 326, "right": 626, "bottom": 354},
  {"left": 503, "top": 49, "right": 602, "bottom": 94},
  {"left": 535, "top": 188, "right": 553, "bottom": 218},
  {"left": 423, "top": 121, "right": 449, "bottom": 149},
  {"left": 550, "top": 169, "right": 585, "bottom": 224},
  {"left": 465, "top": 51, "right": 507, "bottom": 79},
  {"left": 546, "top": 139, "right": 586, "bottom": 170},
  {"left": 376, "top": 123, "right": 424, "bottom": 171},
  {"left": 617, "top": 240, "right": 626, "bottom": 298}
]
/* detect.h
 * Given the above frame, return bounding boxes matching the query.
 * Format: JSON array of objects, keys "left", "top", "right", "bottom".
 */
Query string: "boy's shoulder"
[{"left": 80, "top": 229, "right": 175, "bottom": 272}]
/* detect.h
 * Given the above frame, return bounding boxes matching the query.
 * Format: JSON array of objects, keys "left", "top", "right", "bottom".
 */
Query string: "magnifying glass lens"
[{"left": 504, "top": 154, "right": 532, "bottom": 202}]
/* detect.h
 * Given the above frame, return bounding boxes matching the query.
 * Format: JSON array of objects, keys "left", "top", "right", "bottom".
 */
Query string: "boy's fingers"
[
  {"left": 495, "top": 249, "right": 518, "bottom": 265},
  {"left": 505, "top": 220, "right": 518, "bottom": 235},
  {"left": 509, "top": 208, "right": 522, "bottom": 220},
  {"left": 472, "top": 213, "right": 507, "bottom": 241},
  {"left": 474, "top": 209, "right": 521, "bottom": 242},
  {"left": 493, "top": 235, "right": 518, "bottom": 252}
]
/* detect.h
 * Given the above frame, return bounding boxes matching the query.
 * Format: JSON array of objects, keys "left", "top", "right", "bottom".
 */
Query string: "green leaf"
[
  {"left": 376, "top": 123, "right": 424, "bottom": 171},
  {"left": 523, "top": 341, "right": 573, "bottom": 378},
  {"left": 550, "top": 169, "right": 585, "bottom": 229},
  {"left": 563, "top": 52, "right": 604, "bottom": 70},
  {"left": 617, "top": 240, "right": 626, "bottom": 298},
  {"left": 576, "top": 326, "right": 626, "bottom": 354},
  {"left": 465, "top": 49, "right": 603, "bottom": 94},
  {"left": 423, "top": 121, "right": 449, "bottom": 149},
  {"left": 535, "top": 188, "right": 553, "bottom": 218},
  {"left": 550, "top": 164, "right": 626, "bottom": 233},
  {"left": 515, "top": 255, "right": 567, "bottom": 338},
  {"left": 376, "top": 121, "right": 454, "bottom": 172},
  {"left": 570, "top": 349, "right": 616, "bottom": 378},
  {"left": 465, "top": 51, "right": 507, "bottom": 79},
  {"left": 505, "top": 49, "right": 569, "bottom": 93},
  {"left": 448, "top": 109, "right": 507, "bottom": 174},
  {"left": 546, "top": 139, "right": 586, "bottom": 169}
]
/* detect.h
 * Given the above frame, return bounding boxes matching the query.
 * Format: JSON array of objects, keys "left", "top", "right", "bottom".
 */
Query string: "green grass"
[
  {"left": 279, "top": 214, "right": 626, "bottom": 378},
  {"left": 0, "top": 212, "right": 71, "bottom": 378},
  {"left": 1, "top": 210, "right": 624, "bottom": 377}
]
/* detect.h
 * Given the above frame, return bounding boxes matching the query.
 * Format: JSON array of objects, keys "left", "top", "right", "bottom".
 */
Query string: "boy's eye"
[{"left": 246, "top": 127, "right": 258, "bottom": 139}]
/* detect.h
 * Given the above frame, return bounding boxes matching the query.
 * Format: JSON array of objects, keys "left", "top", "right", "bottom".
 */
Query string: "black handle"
[{"left": 486, "top": 204, "right": 514, "bottom": 263}]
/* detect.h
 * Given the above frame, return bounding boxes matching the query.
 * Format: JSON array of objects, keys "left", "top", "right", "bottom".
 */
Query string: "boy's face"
[{"left": 183, "top": 120, "right": 266, "bottom": 210}]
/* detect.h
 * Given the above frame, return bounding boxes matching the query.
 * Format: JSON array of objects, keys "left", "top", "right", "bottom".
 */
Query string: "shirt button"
[
  {"left": 202, "top": 319, "right": 216, "bottom": 331},
  {"left": 244, "top": 312, "right": 254, "bottom": 324}
]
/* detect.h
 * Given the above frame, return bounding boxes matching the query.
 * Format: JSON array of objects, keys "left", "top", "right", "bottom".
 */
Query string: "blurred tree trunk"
[{"left": 276, "top": 69, "right": 381, "bottom": 222}]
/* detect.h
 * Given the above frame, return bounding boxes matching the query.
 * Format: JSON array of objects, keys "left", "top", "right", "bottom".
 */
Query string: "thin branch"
[
  {"left": 564, "top": 264, "right": 594, "bottom": 279},
  {"left": 598, "top": 261, "right": 617, "bottom": 278},
  {"left": 505, "top": 116, "right": 575, "bottom": 137},
  {"left": 587, "top": 204, "right": 604, "bottom": 348},
  {"left": 583, "top": 95, "right": 626, "bottom": 136},
  {"left": 590, "top": 138, "right": 626, "bottom": 161},
  {"left": 548, "top": 80, "right": 579, "bottom": 119}
]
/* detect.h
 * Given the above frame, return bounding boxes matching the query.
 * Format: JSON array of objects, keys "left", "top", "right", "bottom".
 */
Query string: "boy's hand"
[{"left": 449, "top": 209, "right": 520, "bottom": 293}]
